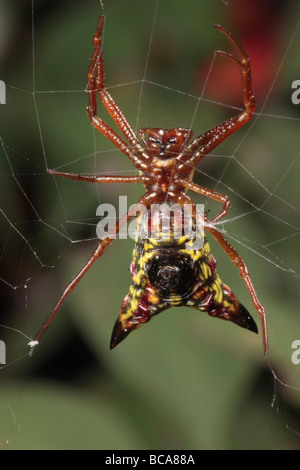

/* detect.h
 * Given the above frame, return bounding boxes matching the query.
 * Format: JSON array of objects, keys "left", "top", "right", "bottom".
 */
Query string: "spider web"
[{"left": 0, "top": 0, "right": 300, "bottom": 450}]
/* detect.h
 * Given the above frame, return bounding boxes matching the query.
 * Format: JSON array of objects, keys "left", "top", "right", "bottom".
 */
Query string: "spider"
[{"left": 32, "top": 14, "right": 268, "bottom": 354}]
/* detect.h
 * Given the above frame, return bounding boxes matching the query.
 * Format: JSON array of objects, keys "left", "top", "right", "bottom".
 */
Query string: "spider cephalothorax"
[
  {"left": 138, "top": 128, "right": 193, "bottom": 158},
  {"left": 33, "top": 14, "right": 268, "bottom": 354}
]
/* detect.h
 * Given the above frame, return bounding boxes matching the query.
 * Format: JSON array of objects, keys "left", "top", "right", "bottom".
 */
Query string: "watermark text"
[
  {"left": 291, "top": 340, "right": 300, "bottom": 364},
  {"left": 291, "top": 80, "right": 300, "bottom": 105},
  {"left": 0, "top": 340, "right": 6, "bottom": 364},
  {"left": 96, "top": 196, "right": 205, "bottom": 249},
  {"left": 0, "top": 80, "right": 6, "bottom": 104}
]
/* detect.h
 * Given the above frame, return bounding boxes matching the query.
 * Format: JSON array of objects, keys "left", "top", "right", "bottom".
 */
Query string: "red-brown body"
[{"left": 33, "top": 15, "right": 268, "bottom": 354}]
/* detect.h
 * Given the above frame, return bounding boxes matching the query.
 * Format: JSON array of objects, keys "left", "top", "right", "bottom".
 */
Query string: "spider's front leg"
[
  {"left": 185, "top": 24, "right": 255, "bottom": 165},
  {"left": 87, "top": 14, "right": 145, "bottom": 167},
  {"left": 89, "top": 15, "right": 139, "bottom": 147}
]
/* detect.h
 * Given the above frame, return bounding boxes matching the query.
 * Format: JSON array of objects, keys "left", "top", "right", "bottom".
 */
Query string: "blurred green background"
[{"left": 0, "top": 0, "right": 300, "bottom": 449}]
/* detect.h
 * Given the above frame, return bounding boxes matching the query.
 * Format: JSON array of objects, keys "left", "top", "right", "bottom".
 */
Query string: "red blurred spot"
[{"left": 196, "top": 0, "right": 285, "bottom": 104}]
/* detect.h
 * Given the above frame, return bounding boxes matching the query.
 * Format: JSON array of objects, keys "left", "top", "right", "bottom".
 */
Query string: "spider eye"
[
  {"left": 148, "top": 136, "right": 161, "bottom": 145},
  {"left": 167, "top": 137, "right": 178, "bottom": 145}
]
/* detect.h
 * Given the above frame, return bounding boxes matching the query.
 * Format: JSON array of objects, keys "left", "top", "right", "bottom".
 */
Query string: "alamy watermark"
[
  {"left": 96, "top": 196, "right": 205, "bottom": 249},
  {"left": 0, "top": 340, "right": 6, "bottom": 365},
  {"left": 291, "top": 340, "right": 300, "bottom": 365},
  {"left": 0, "top": 80, "right": 6, "bottom": 104},
  {"left": 291, "top": 80, "right": 300, "bottom": 105}
]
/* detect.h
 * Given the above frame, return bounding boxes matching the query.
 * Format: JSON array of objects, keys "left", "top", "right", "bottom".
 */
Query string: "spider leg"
[
  {"left": 32, "top": 201, "right": 146, "bottom": 344},
  {"left": 87, "top": 99, "right": 134, "bottom": 161},
  {"left": 175, "top": 177, "right": 231, "bottom": 223},
  {"left": 88, "top": 15, "right": 143, "bottom": 162},
  {"left": 92, "top": 15, "right": 140, "bottom": 146},
  {"left": 205, "top": 220, "right": 268, "bottom": 355},
  {"left": 48, "top": 169, "right": 151, "bottom": 185},
  {"left": 184, "top": 24, "right": 255, "bottom": 167}
]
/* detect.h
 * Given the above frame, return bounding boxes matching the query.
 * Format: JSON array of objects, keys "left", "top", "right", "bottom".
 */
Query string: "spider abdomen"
[{"left": 110, "top": 207, "right": 258, "bottom": 348}]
